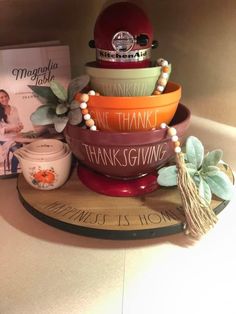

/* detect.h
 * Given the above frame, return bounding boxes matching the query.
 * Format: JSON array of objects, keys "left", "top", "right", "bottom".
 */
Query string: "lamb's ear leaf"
[
  {"left": 185, "top": 162, "right": 198, "bottom": 178},
  {"left": 185, "top": 136, "right": 204, "bottom": 169},
  {"left": 157, "top": 165, "right": 177, "bottom": 186},
  {"left": 205, "top": 171, "right": 234, "bottom": 200},
  {"left": 68, "top": 75, "right": 90, "bottom": 103},
  {"left": 68, "top": 108, "right": 83, "bottom": 125},
  {"left": 50, "top": 81, "right": 68, "bottom": 102},
  {"left": 204, "top": 166, "right": 221, "bottom": 176},
  {"left": 70, "top": 100, "right": 81, "bottom": 109},
  {"left": 53, "top": 116, "right": 69, "bottom": 133},
  {"left": 28, "top": 85, "right": 58, "bottom": 103},
  {"left": 198, "top": 177, "right": 212, "bottom": 205},
  {"left": 30, "top": 105, "right": 55, "bottom": 125},
  {"left": 186, "top": 162, "right": 197, "bottom": 170},
  {"left": 56, "top": 103, "right": 69, "bottom": 115},
  {"left": 202, "top": 149, "right": 223, "bottom": 170}
]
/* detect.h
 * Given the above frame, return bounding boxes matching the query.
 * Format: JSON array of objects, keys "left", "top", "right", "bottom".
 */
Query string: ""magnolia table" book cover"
[{"left": 0, "top": 44, "right": 71, "bottom": 177}]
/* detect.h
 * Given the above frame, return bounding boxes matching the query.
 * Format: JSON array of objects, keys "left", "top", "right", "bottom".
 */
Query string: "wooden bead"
[
  {"left": 80, "top": 93, "right": 89, "bottom": 102},
  {"left": 161, "top": 60, "right": 168, "bottom": 67},
  {"left": 153, "top": 90, "right": 161, "bottom": 95},
  {"left": 79, "top": 102, "right": 87, "bottom": 109},
  {"left": 174, "top": 140, "right": 180, "bottom": 147},
  {"left": 161, "top": 72, "right": 169, "bottom": 79},
  {"left": 171, "top": 135, "right": 179, "bottom": 142},
  {"left": 157, "top": 78, "right": 167, "bottom": 86},
  {"left": 157, "top": 58, "right": 164, "bottom": 65},
  {"left": 86, "top": 119, "right": 95, "bottom": 127},
  {"left": 175, "top": 146, "right": 181, "bottom": 153},
  {"left": 82, "top": 109, "right": 89, "bottom": 115},
  {"left": 168, "top": 127, "right": 177, "bottom": 136},
  {"left": 90, "top": 125, "right": 97, "bottom": 131},
  {"left": 162, "top": 66, "right": 169, "bottom": 73},
  {"left": 88, "top": 90, "right": 96, "bottom": 96},
  {"left": 160, "top": 123, "right": 167, "bottom": 129},
  {"left": 84, "top": 113, "right": 91, "bottom": 121},
  {"left": 157, "top": 85, "right": 164, "bottom": 92}
]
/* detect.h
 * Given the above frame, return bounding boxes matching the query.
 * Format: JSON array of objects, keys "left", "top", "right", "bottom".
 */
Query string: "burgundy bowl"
[{"left": 64, "top": 104, "right": 190, "bottom": 179}]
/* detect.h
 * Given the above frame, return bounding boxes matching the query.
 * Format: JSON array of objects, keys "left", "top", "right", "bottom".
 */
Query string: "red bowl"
[{"left": 64, "top": 104, "right": 190, "bottom": 179}]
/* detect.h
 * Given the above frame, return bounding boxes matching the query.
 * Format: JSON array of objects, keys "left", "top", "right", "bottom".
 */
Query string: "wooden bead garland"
[
  {"left": 153, "top": 58, "right": 170, "bottom": 95},
  {"left": 160, "top": 123, "right": 181, "bottom": 153},
  {"left": 160, "top": 122, "right": 218, "bottom": 238},
  {"left": 79, "top": 90, "right": 97, "bottom": 131}
]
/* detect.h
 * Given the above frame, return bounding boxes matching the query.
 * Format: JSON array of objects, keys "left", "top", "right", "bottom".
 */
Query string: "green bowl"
[{"left": 85, "top": 62, "right": 171, "bottom": 97}]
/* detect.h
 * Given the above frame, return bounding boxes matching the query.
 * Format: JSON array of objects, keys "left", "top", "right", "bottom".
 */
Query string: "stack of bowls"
[
  {"left": 63, "top": 4, "right": 191, "bottom": 196},
  {"left": 14, "top": 139, "right": 72, "bottom": 190},
  {"left": 65, "top": 104, "right": 190, "bottom": 179},
  {"left": 84, "top": 62, "right": 180, "bottom": 133},
  {"left": 64, "top": 67, "right": 189, "bottom": 183}
]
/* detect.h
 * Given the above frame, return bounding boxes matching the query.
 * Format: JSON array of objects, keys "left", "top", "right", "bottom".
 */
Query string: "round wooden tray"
[{"left": 17, "top": 166, "right": 232, "bottom": 240}]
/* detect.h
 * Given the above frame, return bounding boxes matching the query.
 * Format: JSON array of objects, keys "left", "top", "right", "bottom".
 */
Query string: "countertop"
[{"left": 1, "top": 116, "right": 236, "bottom": 314}]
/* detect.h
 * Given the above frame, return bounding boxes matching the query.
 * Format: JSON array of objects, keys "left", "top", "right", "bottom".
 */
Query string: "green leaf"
[
  {"left": 28, "top": 85, "right": 58, "bottom": 103},
  {"left": 185, "top": 136, "right": 204, "bottom": 169},
  {"left": 70, "top": 100, "right": 81, "bottom": 109},
  {"left": 192, "top": 174, "right": 201, "bottom": 187},
  {"left": 56, "top": 103, "right": 69, "bottom": 115},
  {"left": 198, "top": 177, "right": 212, "bottom": 205},
  {"left": 53, "top": 116, "right": 69, "bottom": 133},
  {"left": 68, "top": 108, "right": 83, "bottom": 125},
  {"left": 185, "top": 163, "right": 198, "bottom": 178},
  {"left": 30, "top": 105, "right": 55, "bottom": 125},
  {"left": 203, "top": 166, "right": 220, "bottom": 177},
  {"left": 157, "top": 165, "right": 172, "bottom": 175},
  {"left": 187, "top": 168, "right": 198, "bottom": 178},
  {"left": 202, "top": 149, "right": 223, "bottom": 170},
  {"left": 68, "top": 75, "right": 90, "bottom": 103},
  {"left": 205, "top": 171, "right": 234, "bottom": 200},
  {"left": 186, "top": 162, "right": 197, "bottom": 169},
  {"left": 157, "top": 165, "right": 177, "bottom": 186},
  {"left": 50, "top": 81, "right": 68, "bottom": 102}
]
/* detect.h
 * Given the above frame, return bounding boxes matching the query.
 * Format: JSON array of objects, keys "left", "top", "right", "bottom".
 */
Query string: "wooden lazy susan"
[{"left": 17, "top": 165, "right": 233, "bottom": 240}]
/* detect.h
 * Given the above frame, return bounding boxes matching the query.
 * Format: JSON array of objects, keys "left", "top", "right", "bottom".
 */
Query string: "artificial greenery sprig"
[
  {"left": 157, "top": 136, "right": 234, "bottom": 205},
  {"left": 29, "top": 75, "right": 90, "bottom": 132}
]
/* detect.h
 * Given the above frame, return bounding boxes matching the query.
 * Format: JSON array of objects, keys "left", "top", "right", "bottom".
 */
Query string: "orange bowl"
[{"left": 76, "top": 81, "right": 181, "bottom": 132}]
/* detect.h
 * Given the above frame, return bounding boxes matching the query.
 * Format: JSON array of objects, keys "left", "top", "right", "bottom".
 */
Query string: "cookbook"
[{"left": 0, "top": 44, "right": 71, "bottom": 177}]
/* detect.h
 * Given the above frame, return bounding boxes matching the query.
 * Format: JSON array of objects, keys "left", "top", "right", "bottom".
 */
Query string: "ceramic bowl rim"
[
  {"left": 76, "top": 81, "right": 181, "bottom": 110},
  {"left": 16, "top": 145, "right": 71, "bottom": 163},
  {"left": 25, "top": 139, "right": 64, "bottom": 155},
  {"left": 85, "top": 61, "right": 171, "bottom": 78},
  {"left": 85, "top": 81, "right": 180, "bottom": 100}
]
